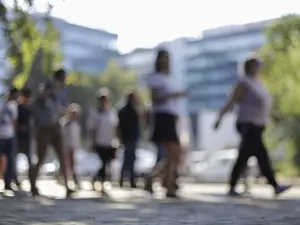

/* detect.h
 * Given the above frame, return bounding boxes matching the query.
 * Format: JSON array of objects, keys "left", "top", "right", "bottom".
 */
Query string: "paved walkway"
[{"left": 1, "top": 181, "right": 300, "bottom": 224}]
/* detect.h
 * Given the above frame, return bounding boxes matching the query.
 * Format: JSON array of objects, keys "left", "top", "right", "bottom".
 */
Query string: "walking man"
[
  {"left": 0, "top": 87, "right": 19, "bottom": 191},
  {"left": 31, "top": 83, "right": 74, "bottom": 197},
  {"left": 118, "top": 92, "right": 140, "bottom": 188},
  {"left": 16, "top": 88, "right": 33, "bottom": 186}
]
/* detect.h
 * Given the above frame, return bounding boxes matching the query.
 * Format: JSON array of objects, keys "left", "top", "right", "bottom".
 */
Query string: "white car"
[{"left": 190, "top": 149, "right": 259, "bottom": 183}]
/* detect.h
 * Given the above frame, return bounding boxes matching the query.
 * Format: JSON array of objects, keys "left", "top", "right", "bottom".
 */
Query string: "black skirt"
[{"left": 151, "top": 112, "right": 179, "bottom": 143}]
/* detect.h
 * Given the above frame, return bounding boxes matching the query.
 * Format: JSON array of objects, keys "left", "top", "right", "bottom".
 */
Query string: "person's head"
[
  {"left": 19, "top": 88, "right": 32, "bottom": 104},
  {"left": 97, "top": 87, "right": 110, "bottom": 110},
  {"left": 7, "top": 87, "right": 19, "bottom": 101},
  {"left": 127, "top": 91, "right": 138, "bottom": 106},
  {"left": 53, "top": 68, "right": 66, "bottom": 87},
  {"left": 155, "top": 49, "right": 170, "bottom": 75},
  {"left": 67, "top": 103, "right": 81, "bottom": 120},
  {"left": 244, "top": 58, "right": 262, "bottom": 77},
  {"left": 38, "top": 82, "right": 53, "bottom": 99}
]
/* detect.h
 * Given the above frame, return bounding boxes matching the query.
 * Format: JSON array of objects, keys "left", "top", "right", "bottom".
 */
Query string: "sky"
[{"left": 14, "top": 0, "right": 300, "bottom": 53}]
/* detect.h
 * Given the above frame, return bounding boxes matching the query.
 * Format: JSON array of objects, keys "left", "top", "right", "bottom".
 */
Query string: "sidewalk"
[{"left": 1, "top": 181, "right": 300, "bottom": 224}]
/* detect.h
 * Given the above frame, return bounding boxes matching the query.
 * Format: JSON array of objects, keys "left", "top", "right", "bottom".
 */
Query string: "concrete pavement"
[{"left": 1, "top": 181, "right": 300, "bottom": 224}]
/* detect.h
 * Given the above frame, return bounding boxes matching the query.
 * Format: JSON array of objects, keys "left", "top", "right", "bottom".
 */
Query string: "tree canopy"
[{"left": 260, "top": 14, "right": 300, "bottom": 173}]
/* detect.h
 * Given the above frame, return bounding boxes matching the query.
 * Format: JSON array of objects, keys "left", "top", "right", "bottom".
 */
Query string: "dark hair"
[
  {"left": 53, "top": 68, "right": 66, "bottom": 80},
  {"left": 21, "top": 88, "right": 32, "bottom": 97},
  {"left": 155, "top": 49, "right": 169, "bottom": 73},
  {"left": 8, "top": 87, "right": 19, "bottom": 96},
  {"left": 244, "top": 58, "right": 261, "bottom": 76}
]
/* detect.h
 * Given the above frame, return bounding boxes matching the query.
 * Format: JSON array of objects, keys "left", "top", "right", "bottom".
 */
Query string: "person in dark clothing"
[
  {"left": 16, "top": 88, "right": 33, "bottom": 185},
  {"left": 118, "top": 92, "right": 140, "bottom": 188},
  {"left": 214, "top": 58, "right": 291, "bottom": 197}
]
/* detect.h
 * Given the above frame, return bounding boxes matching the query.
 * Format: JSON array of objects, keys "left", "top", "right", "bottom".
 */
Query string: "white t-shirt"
[
  {"left": 147, "top": 73, "right": 176, "bottom": 115},
  {"left": 62, "top": 120, "right": 81, "bottom": 150},
  {"left": 0, "top": 100, "right": 18, "bottom": 138},
  {"left": 88, "top": 108, "right": 118, "bottom": 147}
]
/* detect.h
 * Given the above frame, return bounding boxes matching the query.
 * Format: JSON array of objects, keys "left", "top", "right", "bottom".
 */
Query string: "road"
[{"left": 1, "top": 180, "right": 300, "bottom": 224}]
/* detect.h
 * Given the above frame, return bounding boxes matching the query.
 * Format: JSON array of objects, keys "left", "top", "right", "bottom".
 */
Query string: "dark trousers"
[
  {"left": 120, "top": 141, "right": 137, "bottom": 186},
  {"left": 229, "top": 123, "right": 278, "bottom": 190},
  {"left": 17, "top": 134, "right": 32, "bottom": 182},
  {"left": 94, "top": 146, "right": 114, "bottom": 183},
  {"left": 0, "top": 138, "right": 14, "bottom": 188}
]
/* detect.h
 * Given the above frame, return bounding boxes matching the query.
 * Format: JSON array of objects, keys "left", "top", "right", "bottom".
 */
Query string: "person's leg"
[
  {"left": 69, "top": 151, "right": 79, "bottom": 188},
  {"left": 229, "top": 134, "right": 252, "bottom": 195},
  {"left": 50, "top": 127, "right": 73, "bottom": 196},
  {"left": 18, "top": 135, "right": 32, "bottom": 186},
  {"left": 127, "top": 142, "right": 137, "bottom": 188},
  {"left": 31, "top": 128, "right": 49, "bottom": 195},
  {"left": 3, "top": 138, "right": 14, "bottom": 190},
  {"left": 253, "top": 127, "right": 278, "bottom": 189},
  {"left": 120, "top": 148, "right": 129, "bottom": 187}
]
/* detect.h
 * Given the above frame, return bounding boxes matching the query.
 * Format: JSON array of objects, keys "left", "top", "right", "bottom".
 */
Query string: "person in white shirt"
[
  {"left": 0, "top": 87, "right": 19, "bottom": 191},
  {"left": 146, "top": 49, "right": 187, "bottom": 198},
  {"left": 88, "top": 88, "right": 119, "bottom": 192},
  {"left": 61, "top": 103, "right": 81, "bottom": 189}
]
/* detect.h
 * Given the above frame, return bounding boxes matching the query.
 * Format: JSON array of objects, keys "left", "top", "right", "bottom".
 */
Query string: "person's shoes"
[
  {"left": 14, "top": 180, "right": 21, "bottom": 190},
  {"left": 31, "top": 187, "right": 40, "bottom": 196},
  {"left": 166, "top": 192, "right": 179, "bottom": 198},
  {"left": 228, "top": 189, "right": 242, "bottom": 197},
  {"left": 275, "top": 185, "right": 292, "bottom": 197},
  {"left": 4, "top": 185, "right": 15, "bottom": 192},
  {"left": 66, "top": 188, "right": 75, "bottom": 198},
  {"left": 130, "top": 182, "right": 137, "bottom": 189}
]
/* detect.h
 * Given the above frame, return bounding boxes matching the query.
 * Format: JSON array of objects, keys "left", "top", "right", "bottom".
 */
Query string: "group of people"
[{"left": 0, "top": 49, "right": 293, "bottom": 199}]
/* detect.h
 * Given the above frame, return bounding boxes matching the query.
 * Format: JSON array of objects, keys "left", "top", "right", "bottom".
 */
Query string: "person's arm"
[
  {"left": 214, "top": 82, "right": 247, "bottom": 129},
  {"left": 151, "top": 88, "right": 187, "bottom": 105}
]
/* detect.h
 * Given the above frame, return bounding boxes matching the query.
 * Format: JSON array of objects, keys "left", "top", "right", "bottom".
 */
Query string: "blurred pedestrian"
[
  {"left": 31, "top": 83, "right": 74, "bottom": 197},
  {"left": 88, "top": 88, "right": 119, "bottom": 193},
  {"left": 0, "top": 87, "right": 19, "bottom": 191},
  {"left": 146, "top": 49, "right": 187, "bottom": 198},
  {"left": 16, "top": 88, "right": 33, "bottom": 186},
  {"left": 118, "top": 91, "right": 140, "bottom": 188},
  {"left": 214, "top": 57, "right": 291, "bottom": 197},
  {"left": 61, "top": 103, "right": 82, "bottom": 190}
]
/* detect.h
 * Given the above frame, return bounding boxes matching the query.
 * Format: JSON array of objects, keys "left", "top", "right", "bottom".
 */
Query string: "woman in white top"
[
  {"left": 61, "top": 103, "right": 81, "bottom": 189},
  {"left": 215, "top": 58, "right": 291, "bottom": 197},
  {"left": 146, "top": 49, "right": 187, "bottom": 198},
  {"left": 88, "top": 88, "right": 118, "bottom": 191}
]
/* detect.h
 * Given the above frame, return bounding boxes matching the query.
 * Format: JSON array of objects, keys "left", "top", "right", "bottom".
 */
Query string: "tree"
[
  {"left": 0, "top": 1, "right": 61, "bottom": 91},
  {"left": 259, "top": 14, "right": 300, "bottom": 173},
  {"left": 98, "top": 60, "right": 138, "bottom": 105}
]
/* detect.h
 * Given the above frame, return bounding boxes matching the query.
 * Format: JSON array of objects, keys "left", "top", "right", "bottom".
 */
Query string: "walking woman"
[
  {"left": 88, "top": 88, "right": 118, "bottom": 193},
  {"left": 214, "top": 58, "right": 291, "bottom": 197},
  {"left": 146, "top": 49, "right": 186, "bottom": 198}
]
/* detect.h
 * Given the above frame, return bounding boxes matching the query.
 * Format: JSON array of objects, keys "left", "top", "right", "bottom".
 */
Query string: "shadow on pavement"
[{"left": 1, "top": 190, "right": 300, "bottom": 224}]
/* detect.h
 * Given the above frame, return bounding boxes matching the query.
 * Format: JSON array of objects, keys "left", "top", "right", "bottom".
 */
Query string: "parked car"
[{"left": 190, "top": 149, "right": 259, "bottom": 183}]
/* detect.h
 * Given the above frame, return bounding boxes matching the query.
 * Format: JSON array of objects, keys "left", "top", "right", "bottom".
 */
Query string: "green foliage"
[
  {"left": 0, "top": 1, "right": 61, "bottom": 91},
  {"left": 260, "top": 14, "right": 300, "bottom": 174}
]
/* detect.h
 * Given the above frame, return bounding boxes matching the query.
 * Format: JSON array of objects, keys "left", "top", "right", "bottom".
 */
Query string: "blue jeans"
[
  {"left": 120, "top": 141, "right": 137, "bottom": 185},
  {"left": 0, "top": 138, "right": 14, "bottom": 188}
]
